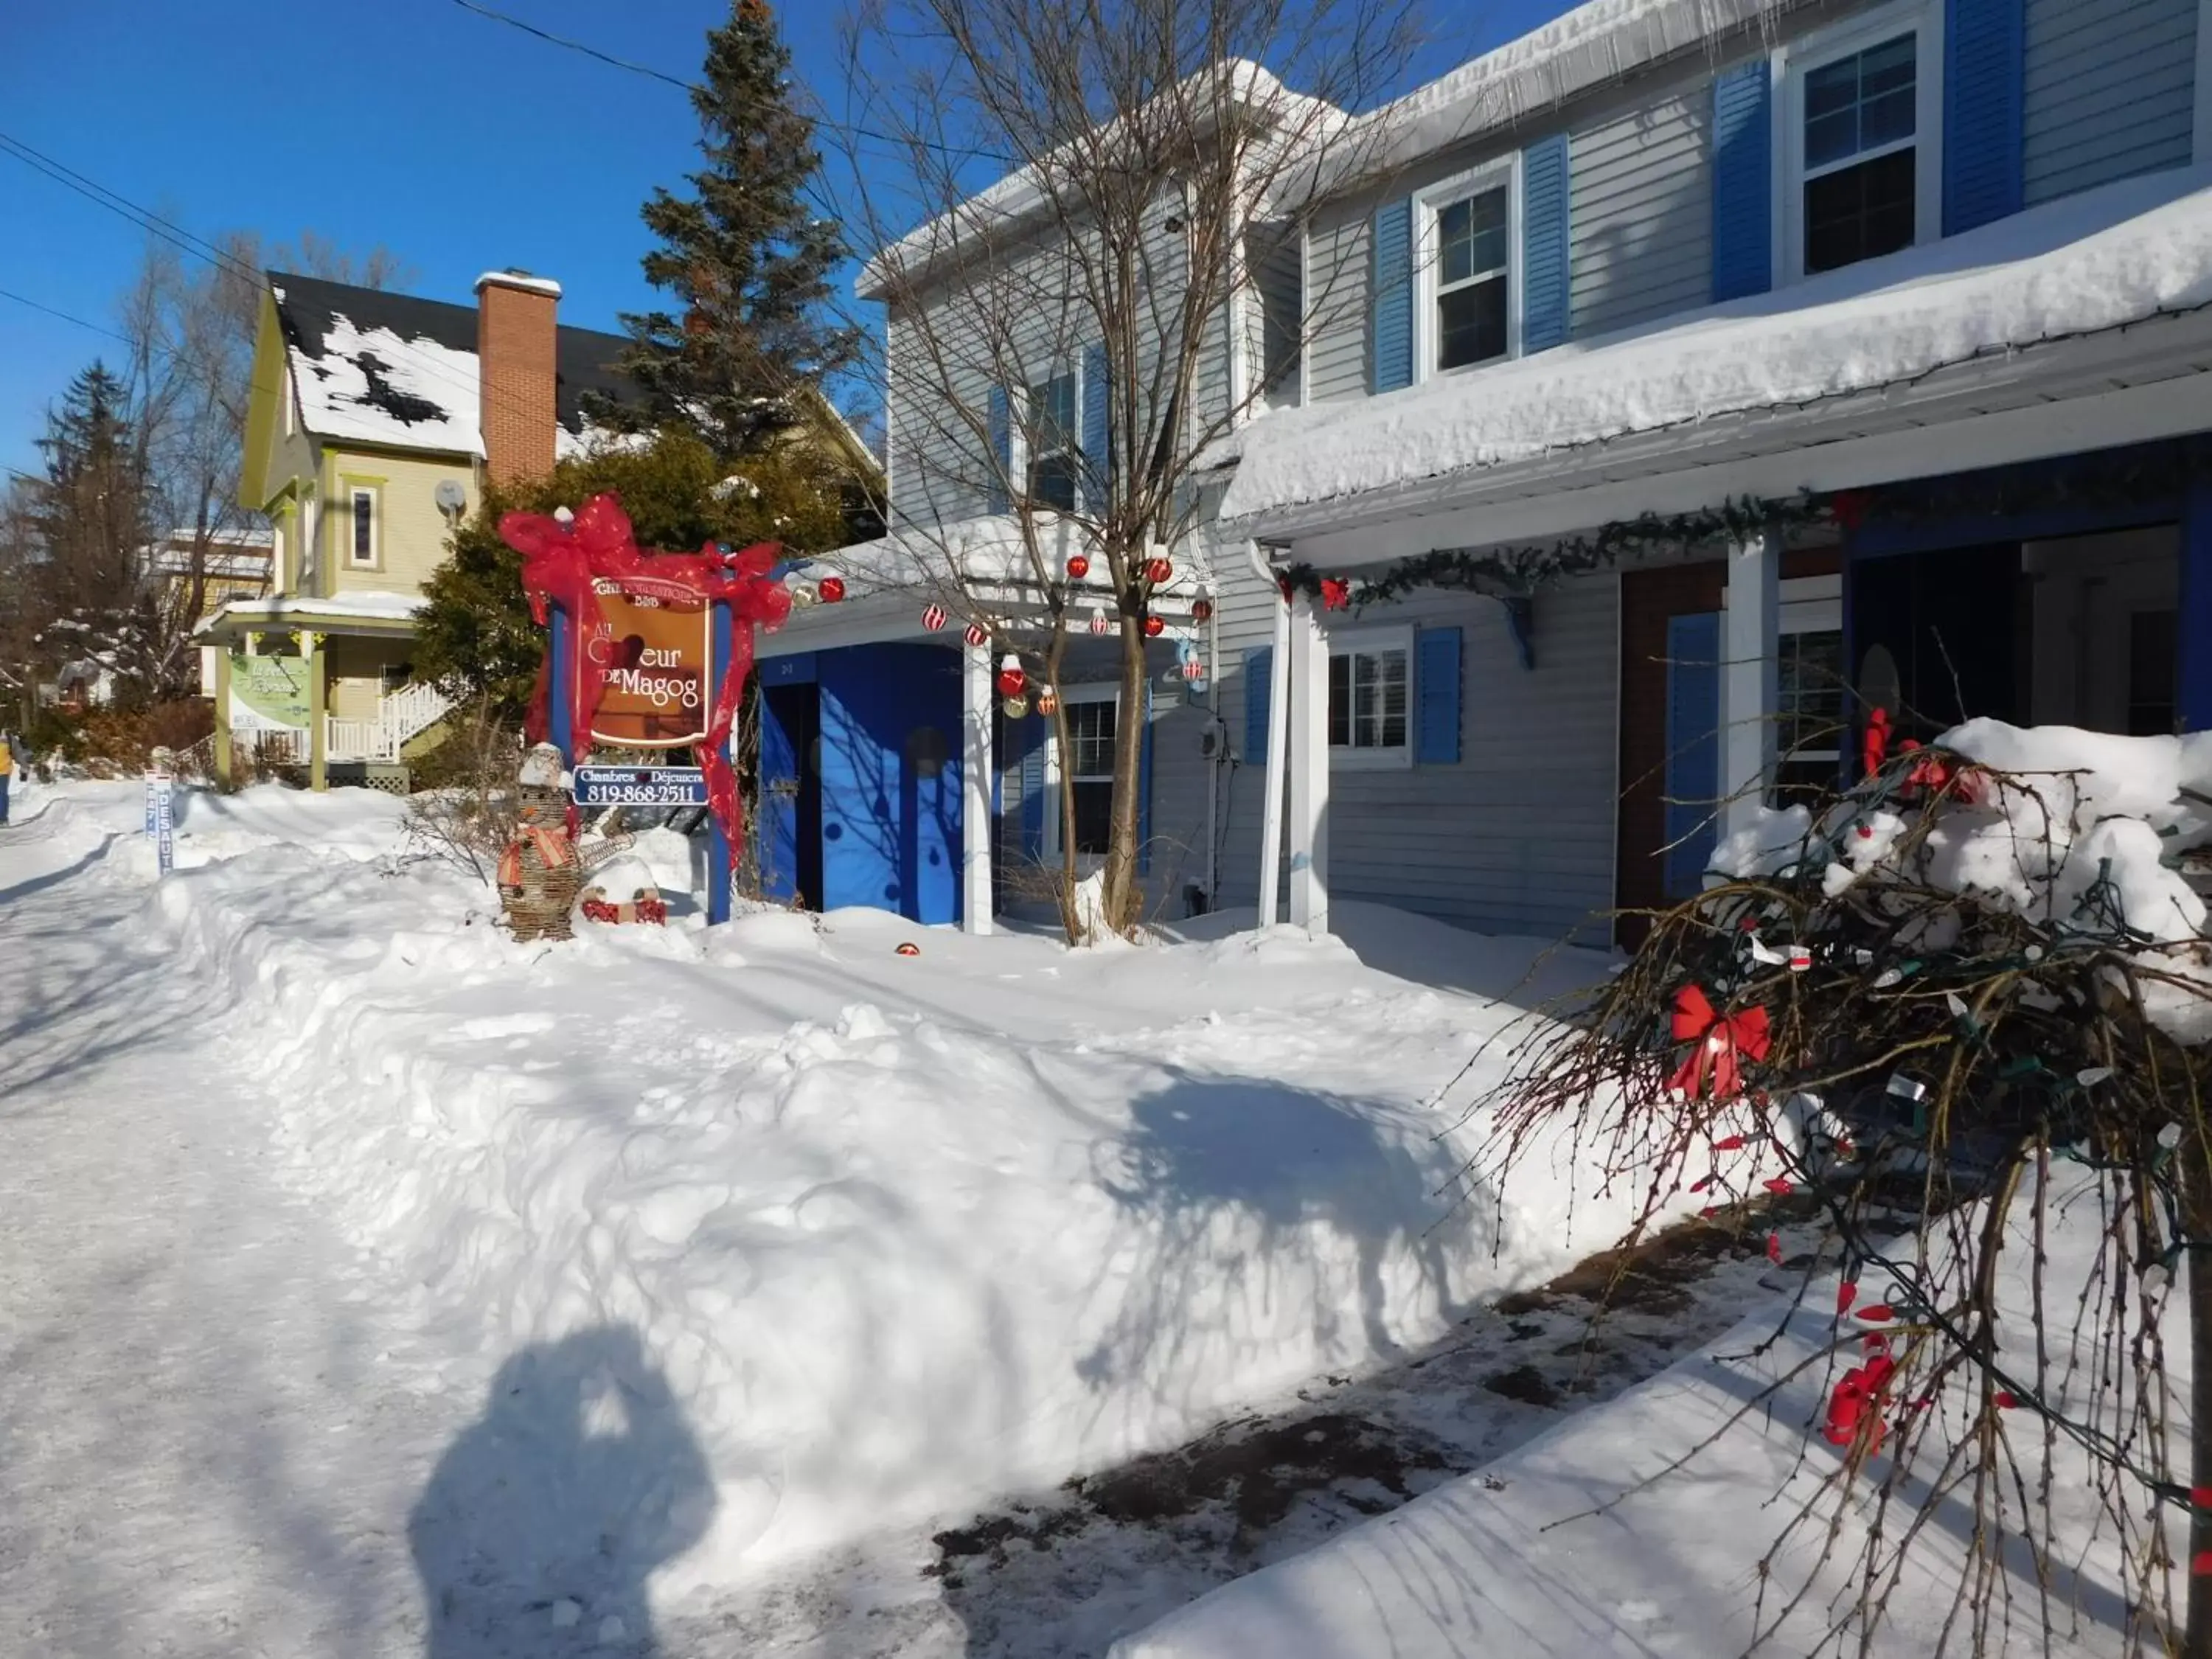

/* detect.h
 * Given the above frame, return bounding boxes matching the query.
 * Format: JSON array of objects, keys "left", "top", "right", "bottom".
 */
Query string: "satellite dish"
[{"left": 434, "top": 479, "right": 467, "bottom": 514}]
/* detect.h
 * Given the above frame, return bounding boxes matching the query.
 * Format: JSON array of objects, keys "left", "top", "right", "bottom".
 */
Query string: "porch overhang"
[
  {"left": 1244, "top": 313, "right": 2212, "bottom": 568},
  {"left": 759, "top": 512, "right": 1214, "bottom": 658},
  {"left": 1226, "top": 167, "right": 2212, "bottom": 568},
  {"left": 194, "top": 594, "right": 422, "bottom": 646}
]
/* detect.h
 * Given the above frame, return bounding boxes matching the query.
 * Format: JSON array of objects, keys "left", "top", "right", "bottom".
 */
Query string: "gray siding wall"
[
  {"left": 1319, "top": 580, "right": 1618, "bottom": 944},
  {"left": 2023, "top": 0, "right": 2197, "bottom": 206},
  {"left": 1302, "top": 204, "right": 1373, "bottom": 403},
  {"left": 1568, "top": 74, "right": 1714, "bottom": 338},
  {"left": 1207, "top": 562, "right": 1618, "bottom": 944}
]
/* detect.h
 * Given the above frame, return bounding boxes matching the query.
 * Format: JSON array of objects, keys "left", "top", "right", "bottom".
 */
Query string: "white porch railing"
[{"left": 324, "top": 681, "right": 459, "bottom": 763}]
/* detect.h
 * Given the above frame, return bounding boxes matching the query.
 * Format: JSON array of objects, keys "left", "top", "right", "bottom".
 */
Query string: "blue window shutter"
[
  {"left": 1663, "top": 612, "right": 1722, "bottom": 898},
  {"left": 1414, "top": 627, "right": 1461, "bottom": 765},
  {"left": 1137, "top": 681, "right": 1155, "bottom": 876},
  {"left": 1081, "top": 342, "right": 1110, "bottom": 513},
  {"left": 1943, "top": 0, "right": 2024, "bottom": 234},
  {"left": 1243, "top": 645, "right": 1273, "bottom": 762},
  {"left": 1371, "top": 198, "right": 1415, "bottom": 393},
  {"left": 1019, "top": 713, "right": 1046, "bottom": 862},
  {"left": 1520, "top": 134, "right": 1571, "bottom": 352},
  {"left": 986, "top": 385, "right": 1012, "bottom": 515},
  {"left": 1711, "top": 61, "right": 1773, "bottom": 302}
]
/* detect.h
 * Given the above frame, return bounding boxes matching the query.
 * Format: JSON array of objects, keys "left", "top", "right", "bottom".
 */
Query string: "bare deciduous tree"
[{"left": 834, "top": 0, "right": 1418, "bottom": 937}]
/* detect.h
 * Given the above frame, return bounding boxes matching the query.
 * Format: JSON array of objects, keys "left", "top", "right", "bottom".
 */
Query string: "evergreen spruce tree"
[
  {"left": 618, "top": 0, "right": 860, "bottom": 456},
  {"left": 29, "top": 362, "right": 155, "bottom": 696}
]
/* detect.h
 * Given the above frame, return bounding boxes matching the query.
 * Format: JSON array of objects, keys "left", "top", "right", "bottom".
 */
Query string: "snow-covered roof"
[
  {"left": 1224, "top": 168, "right": 2212, "bottom": 538},
  {"left": 1284, "top": 0, "right": 1792, "bottom": 208},
  {"left": 195, "top": 592, "right": 426, "bottom": 641},
  {"left": 856, "top": 60, "right": 1345, "bottom": 301},
  {"left": 269, "top": 273, "right": 639, "bottom": 457}
]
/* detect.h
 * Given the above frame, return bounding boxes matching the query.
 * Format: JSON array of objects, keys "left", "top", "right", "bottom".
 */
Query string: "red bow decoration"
[
  {"left": 1318, "top": 577, "right": 1352, "bottom": 612},
  {"left": 1828, "top": 489, "right": 1872, "bottom": 532},
  {"left": 1823, "top": 1351, "right": 1896, "bottom": 1455},
  {"left": 1860, "top": 707, "right": 1892, "bottom": 780},
  {"left": 1666, "top": 984, "right": 1770, "bottom": 1102},
  {"left": 503, "top": 493, "right": 790, "bottom": 871}
]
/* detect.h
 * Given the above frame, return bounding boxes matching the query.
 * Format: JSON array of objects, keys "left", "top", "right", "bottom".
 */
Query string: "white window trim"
[
  {"left": 347, "top": 484, "right": 380, "bottom": 569},
  {"left": 1326, "top": 622, "right": 1416, "bottom": 771},
  {"left": 1780, "top": 574, "right": 1843, "bottom": 763},
  {"left": 1413, "top": 153, "right": 1523, "bottom": 383},
  {"left": 1042, "top": 680, "right": 1119, "bottom": 864},
  {"left": 1770, "top": 0, "right": 1944, "bottom": 288},
  {"left": 298, "top": 493, "right": 319, "bottom": 595}
]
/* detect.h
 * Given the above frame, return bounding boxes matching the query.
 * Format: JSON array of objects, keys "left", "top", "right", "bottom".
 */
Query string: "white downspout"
[{"left": 1248, "top": 538, "right": 1289, "bottom": 930}]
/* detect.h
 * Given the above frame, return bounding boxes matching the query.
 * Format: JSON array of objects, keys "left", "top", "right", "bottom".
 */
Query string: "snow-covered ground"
[
  {"left": 5, "top": 779, "right": 1764, "bottom": 1655},
  {"left": 1115, "top": 1166, "right": 2179, "bottom": 1659}
]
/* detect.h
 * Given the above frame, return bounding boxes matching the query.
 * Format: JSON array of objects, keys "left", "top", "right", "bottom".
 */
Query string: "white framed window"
[
  {"left": 1415, "top": 155, "right": 1519, "bottom": 380},
  {"left": 1327, "top": 625, "right": 1413, "bottom": 769},
  {"left": 1021, "top": 366, "right": 1080, "bottom": 512},
  {"left": 1775, "top": 574, "right": 1845, "bottom": 803},
  {"left": 347, "top": 485, "right": 379, "bottom": 568},
  {"left": 1043, "top": 682, "right": 1118, "bottom": 861},
  {"left": 1773, "top": 0, "right": 1943, "bottom": 283}
]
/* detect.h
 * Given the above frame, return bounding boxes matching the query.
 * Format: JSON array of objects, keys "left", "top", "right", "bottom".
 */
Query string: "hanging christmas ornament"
[
  {"left": 996, "top": 653, "right": 1027, "bottom": 699},
  {"left": 1144, "top": 614, "right": 1165, "bottom": 638},
  {"left": 921, "top": 603, "right": 948, "bottom": 632},
  {"left": 1145, "top": 556, "right": 1173, "bottom": 585},
  {"left": 1191, "top": 594, "right": 1214, "bottom": 624},
  {"left": 895, "top": 942, "right": 922, "bottom": 957},
  {"left": 1180, "top": 656, "right": 1204, "bottom": 681},
  {"left": 964, "top": 621, "right": 990, "bottom": 647},
  {"left": 1089, "top": 610, "right": 1112, "bottom": 636},
  {"left": 818, "top": 576, "right": 846, "bottom": 603},
  {"left": 1035, "top": 688, "right": 1060, "bottom": 717},
  {"left": 1066, "top": 554, "right": 1091, "bottom": 581},
  {"left": 789, "top": 580, "right": 819, "bottom": 607},
  {"left": 1001, "top": 694, "right": 1030, "bottom": 718}
]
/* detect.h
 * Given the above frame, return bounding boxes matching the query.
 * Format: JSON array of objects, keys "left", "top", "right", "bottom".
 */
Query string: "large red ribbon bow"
[{"left": 1667, "top": 984, "right": 1770, "bottom": 1102}]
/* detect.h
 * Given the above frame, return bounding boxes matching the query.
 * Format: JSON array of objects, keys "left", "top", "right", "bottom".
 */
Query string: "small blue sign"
[{"left": 573, "top": 765, "right": 709, "bottom": 807}]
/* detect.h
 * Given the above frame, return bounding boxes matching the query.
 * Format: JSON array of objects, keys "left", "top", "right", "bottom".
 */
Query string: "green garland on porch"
[{"left": 1279, "top": 491, "right": 1839, "bottom": 611}]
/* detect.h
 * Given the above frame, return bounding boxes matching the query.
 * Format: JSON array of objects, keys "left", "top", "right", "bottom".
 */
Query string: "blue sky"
[{"left": 0, "top": 0, "right": 1569, "bottom": 482}]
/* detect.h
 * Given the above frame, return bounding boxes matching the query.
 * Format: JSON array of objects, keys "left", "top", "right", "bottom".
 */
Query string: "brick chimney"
[{"left": 474, "top": 270, "right": 562, "bottom": 486}]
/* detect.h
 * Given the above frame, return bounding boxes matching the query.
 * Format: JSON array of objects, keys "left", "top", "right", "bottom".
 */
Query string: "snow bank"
[
  {"left": 1224, "top": 167, "right": 2212, "bottom": 524},
  {"left": 100, "top": 784, "right": 1768, "bottom": 1607},
  {"left": 1115, "top": 1167, "right": 2178, "bottom": 1658}
]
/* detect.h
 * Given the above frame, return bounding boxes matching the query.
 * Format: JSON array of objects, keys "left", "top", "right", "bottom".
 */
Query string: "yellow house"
[{"left": 205, "top": 268, "right": 635, "bottom": 789}]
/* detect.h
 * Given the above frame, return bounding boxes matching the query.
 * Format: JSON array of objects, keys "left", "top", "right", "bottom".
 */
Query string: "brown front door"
[{"left": 1615, "top": 551, "right": 1843, "bottom": 948}]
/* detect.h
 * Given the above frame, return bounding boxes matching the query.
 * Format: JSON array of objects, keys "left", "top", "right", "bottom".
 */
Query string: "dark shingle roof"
[{"left": 268, "top": 271, "right": 641, "bottom": 445}]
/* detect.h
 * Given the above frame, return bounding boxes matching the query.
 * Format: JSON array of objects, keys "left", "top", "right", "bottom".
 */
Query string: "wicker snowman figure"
[{"left": 498, "top": 744, "right": 582, "bottom": 941}]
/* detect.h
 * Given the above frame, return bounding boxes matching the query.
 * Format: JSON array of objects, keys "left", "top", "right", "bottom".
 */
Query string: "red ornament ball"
[
  {"left": 895, "top": 942, "right": 921, "bottom": 957},
  {"left": 1145, "top": 557, "right": 1173, "bottom": 585},
  {"left": 1066, "top": 554, "right": 1091, "bottom": 580},
  {"left": 1144, "top": 614, "right": 1166, "bottom": 638},
  {"left": 996, "top": 666, "right": 1028, "bottom": 699},
  {"left": 1191, "top": 597, "right": 1214, "bottom": 624},
  {"left": 818, "top": 575, "right": 846, "bottom": 603}
]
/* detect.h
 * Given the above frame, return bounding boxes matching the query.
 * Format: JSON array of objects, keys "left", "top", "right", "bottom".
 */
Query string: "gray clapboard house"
[{"left": 768, "top": 0, "right": 2212, "bottom": 948}]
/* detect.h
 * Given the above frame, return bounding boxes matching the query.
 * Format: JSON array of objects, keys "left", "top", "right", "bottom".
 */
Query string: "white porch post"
[
  {"left": 1255, "top": 577, "right": 1291, "bottom": 929},
  {"left": 960, "top": 630, "right": 994, "bottom": 936},
  {"left": 1720, "top": 526, "right": 1781, "bottom": 849},
  {"left": 1285, "top": 591, "right": 1330, "bottom": 936}
]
